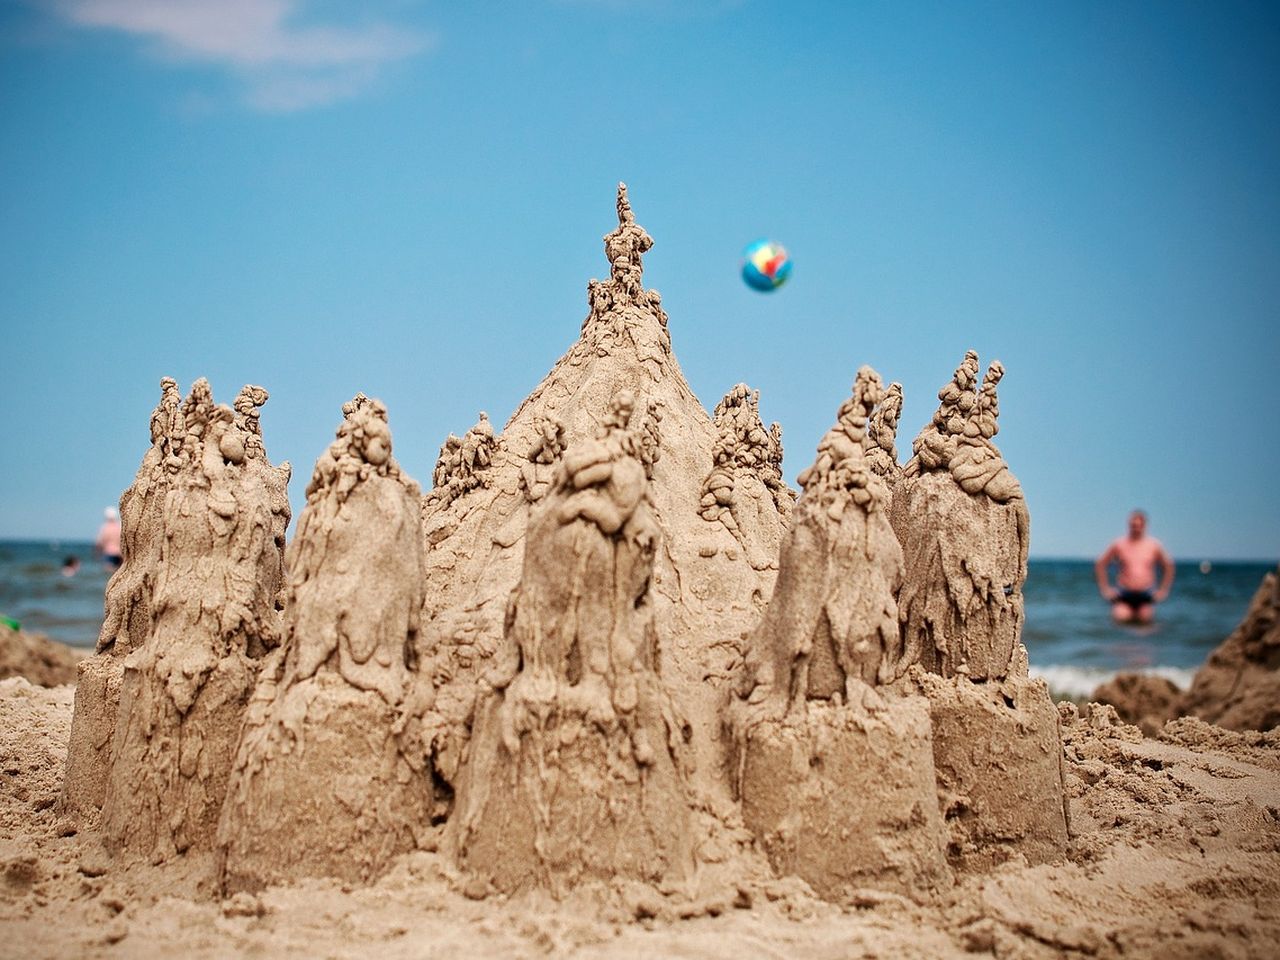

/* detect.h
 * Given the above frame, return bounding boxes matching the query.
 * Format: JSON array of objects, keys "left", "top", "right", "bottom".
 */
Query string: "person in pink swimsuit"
[
  {"left": 95, "top": 506, "right": 123, "bottom": 569},
  {"left": 1094, "top": 510, "right": 1175, "bottom": 624}
]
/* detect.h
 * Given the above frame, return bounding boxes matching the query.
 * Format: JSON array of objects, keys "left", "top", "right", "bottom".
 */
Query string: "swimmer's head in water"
[{"left": 1129, "top": 510, "right": 1147, "bottom": 537}]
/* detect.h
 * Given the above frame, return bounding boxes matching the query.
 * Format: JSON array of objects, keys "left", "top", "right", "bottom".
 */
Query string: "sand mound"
[
  {"left": 0, "top": 678, "right": 74, "bottom": 823},
  {"left": 0, "top": 630, "right": 83, "bottom": 687},
  {"left": 1090, "top": 672, "right": 1184, "bottom": 735},
  {"left": 1181, "top": 564, "right": 1280, "bottom": 731}
]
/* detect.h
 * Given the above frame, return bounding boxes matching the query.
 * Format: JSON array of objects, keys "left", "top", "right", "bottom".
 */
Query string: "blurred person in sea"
[{"left": 1095, "top": 510, "right": 1176, "bottom": 624}]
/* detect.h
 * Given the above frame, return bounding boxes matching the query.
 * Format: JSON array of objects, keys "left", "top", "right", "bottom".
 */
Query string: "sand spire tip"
[{"left": 616, "top": 182, "right": 633, "bottom": 224}]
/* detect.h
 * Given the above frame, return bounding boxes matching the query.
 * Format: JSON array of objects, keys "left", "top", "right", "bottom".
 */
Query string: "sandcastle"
[
  {"left": 62, "top": 185, "right": 1069, "bottom": 903},
  {"left": 894, "top": 352, "right": 1068, "bottom": 869}
]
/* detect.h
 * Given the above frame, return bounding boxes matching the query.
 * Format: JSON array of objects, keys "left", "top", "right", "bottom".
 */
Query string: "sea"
[{"left": 0, "top": 540, "right": 1272, "bottom": 700}]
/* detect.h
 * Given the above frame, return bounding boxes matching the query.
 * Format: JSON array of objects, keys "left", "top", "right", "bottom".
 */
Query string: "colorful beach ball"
[{"left": 741, "top": 238, "right": 792, "bottom": 292}]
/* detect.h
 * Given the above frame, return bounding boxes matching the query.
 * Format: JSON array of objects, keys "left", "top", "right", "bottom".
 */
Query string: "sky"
[{"left": 1, "top": 0, "right": 1277, "bottom": 559}]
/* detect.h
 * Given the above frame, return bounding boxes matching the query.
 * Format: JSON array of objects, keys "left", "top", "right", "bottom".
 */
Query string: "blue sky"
[{"left": 2, "top": 1, "right": 1277, "bottom": 559}]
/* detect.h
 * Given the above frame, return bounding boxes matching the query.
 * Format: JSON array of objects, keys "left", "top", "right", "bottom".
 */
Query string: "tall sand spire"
[
  {"left": 447, "top": 391, "right": 694, "bottom": 894},
  {"left": 94, "top": 379, "right": 291, "bottom": 862},
  {"left": 698, "top": 383, "right": 793, "bottom": 570},
  {"left": 729, "top": 366, "right": 950, "bottom": 901},
  {"left": 893, "top": 352, "right": 1067, "bottom": 870},
  {"left": 744, "top": 367, "right": 909, "bottom": 710},
  {"left": 410, "top": 185, "right": 793, "bottom": 807},
  {"left": 894, "top": 352, "right": 1028, "bottom": 680},
  {"left": 61, "top": 379, "right": 290, "bottom": 826},
  {"left": 61, "top": 377, "right": 183, "bottom": 820},
  {"left": 219, "top": 397, "right": 432, "bottom": 892},
  {"left": 865, "top": 380, "right": 904, "bottom": 483}
]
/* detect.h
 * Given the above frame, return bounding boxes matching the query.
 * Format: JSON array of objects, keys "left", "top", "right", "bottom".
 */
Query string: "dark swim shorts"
[
  {"left": 1112, "top": 588, "right": 1153, "bottom": 608},
  {"left": 106, "top": 554, "right": 123, "bottom": 569}
]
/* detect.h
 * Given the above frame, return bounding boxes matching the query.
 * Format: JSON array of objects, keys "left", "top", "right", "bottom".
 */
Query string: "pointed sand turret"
[
  {"left": 219, "top": 397, "right": 431, "bottom": 892},
  {"left": 893, "top": 353, "right": 1067, "bottom": 871},
  {"left": 412, "top": 185, "right": 794, "bottom": 800},
  {"left": 728, "top": 366, "right": 950, "bottom": 901}
]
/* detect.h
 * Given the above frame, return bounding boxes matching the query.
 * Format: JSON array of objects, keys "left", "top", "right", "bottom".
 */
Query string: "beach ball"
[{"left": 742, "top": 238, "right": 792, "bottom": 292}]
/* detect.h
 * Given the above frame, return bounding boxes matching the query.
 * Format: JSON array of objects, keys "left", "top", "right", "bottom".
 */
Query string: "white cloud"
[{"left": 51, "top": 0, "right": 432, "bottom": 111}]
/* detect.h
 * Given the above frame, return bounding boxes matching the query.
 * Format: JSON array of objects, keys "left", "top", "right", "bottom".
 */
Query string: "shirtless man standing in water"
[{"left": 1095, "top": 510, "right": 1175, "bottom": 624}]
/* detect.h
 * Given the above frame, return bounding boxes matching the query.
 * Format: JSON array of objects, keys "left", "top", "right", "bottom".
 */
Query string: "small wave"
[{"left": 1030, "top": 664, "right": 1197, "bottom": 701}]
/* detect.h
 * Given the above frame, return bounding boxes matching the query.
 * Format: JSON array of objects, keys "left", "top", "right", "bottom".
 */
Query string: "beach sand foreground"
[{"left": 1, "top": 675, "right": 1277, "bottom": 957}]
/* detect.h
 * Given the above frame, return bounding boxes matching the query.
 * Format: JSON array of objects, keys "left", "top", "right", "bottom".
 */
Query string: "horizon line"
[{"left": 0, "top": 537, "right": 1274, "bottom": 567}]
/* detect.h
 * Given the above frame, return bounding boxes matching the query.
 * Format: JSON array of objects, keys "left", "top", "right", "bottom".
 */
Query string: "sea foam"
[{"left": 1030, "top": 664, "right": 1196, "bottom": 701}]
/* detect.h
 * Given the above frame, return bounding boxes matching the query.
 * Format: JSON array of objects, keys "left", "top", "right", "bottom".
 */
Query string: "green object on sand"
[{"left": 1, "top": 615, "right": 20, "bottom": 632}]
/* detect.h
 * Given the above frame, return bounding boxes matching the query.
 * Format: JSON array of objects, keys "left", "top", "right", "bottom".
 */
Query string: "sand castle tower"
[
  {"left": 893, "top": 353, "right": 1068, "bottom": 869},
  {"left": 864, "top": 380, "right": 903, "bottom": 484},
  {"left": 90, "top": 379, "right": 290, "bottom": 861},
  {"left": 447, "top": 391, "right": 695, "bottom": 894},
  {"left": 219, "top": 397, "right": 432, "bottom": 892},
  {"left": 61, "top": 380, "right": 290, "bottom": 825},
  {"left": 729, "top": 367, "right": 950, "bottom": 901},
  {"left": 698, "top": 383, "right": 794, "bottom": 567},
  {"left": 895, "top": 353, "right": 1028, "bottom": 679},
  {"left": 412, "top": 185, "right": 793, "bottom": 801},
  {"left": 61, "top": 377, "right": 184, "bottom": 820}
]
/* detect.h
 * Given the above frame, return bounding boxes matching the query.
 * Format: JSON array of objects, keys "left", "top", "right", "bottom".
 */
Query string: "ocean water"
[
  {"left": 0, "top": 540, "right": 1272, "bottom": 699},
  {"left": 1023, "top": 559, "right": 1274, "bottom": 697},
  {"left": 0, "top": 540, "right": 117, "bottom": 649}
]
